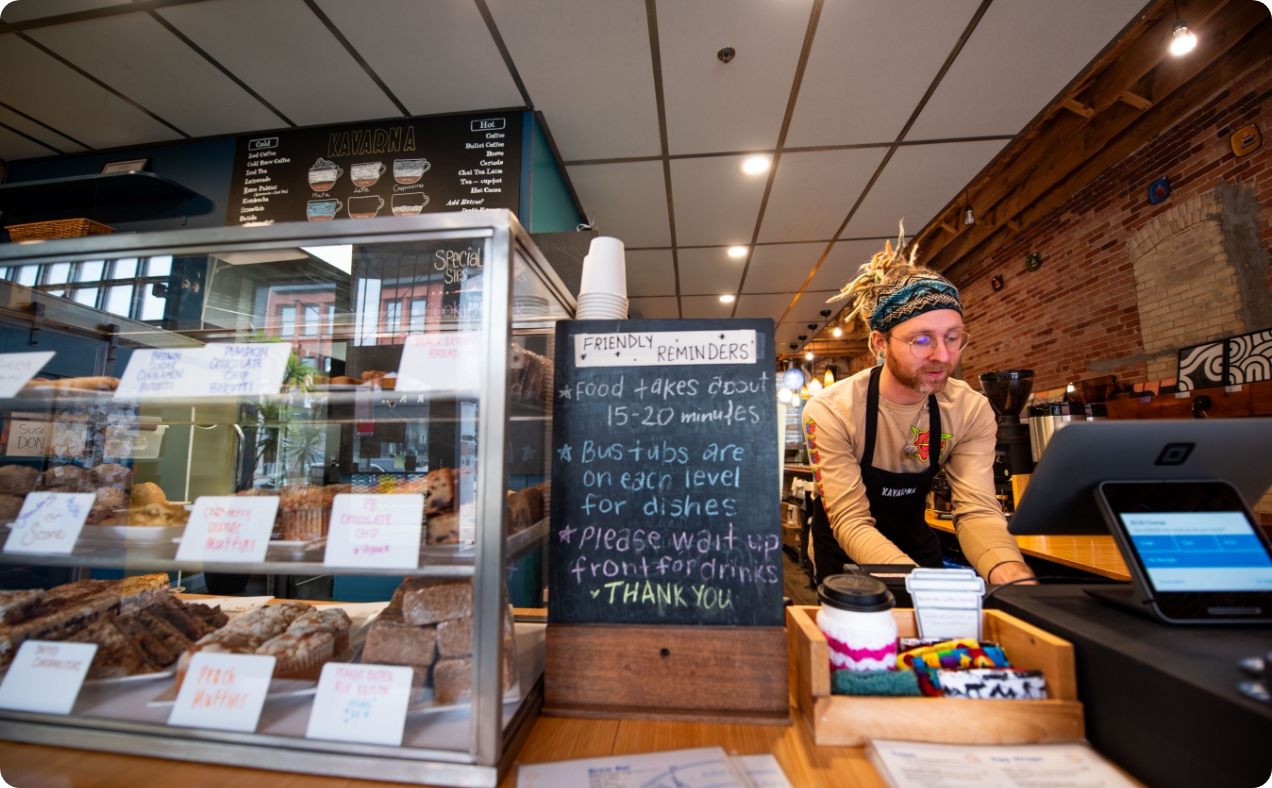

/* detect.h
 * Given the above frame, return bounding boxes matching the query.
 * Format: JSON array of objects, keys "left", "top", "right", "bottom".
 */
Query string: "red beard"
[{"left": 888, "top": 357, "right": 954, "bottom": 395}]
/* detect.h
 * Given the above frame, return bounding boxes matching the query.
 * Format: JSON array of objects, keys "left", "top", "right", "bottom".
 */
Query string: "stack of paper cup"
[{"left": 577, "top": 237, "right": 628, "bottom": 320}]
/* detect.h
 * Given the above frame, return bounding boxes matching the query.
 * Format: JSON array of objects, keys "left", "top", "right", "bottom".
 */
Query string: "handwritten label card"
[
  {"left": 574, "top": 330, "right": 757, "bottom": 368},
  {"left": 395, "top": 332, "right": 482, "bottom": 392},
  {"left": 3, "top": 493, "right": 94, "bottom": 555},
  {"left": 0, "top": 351, "right": 54, "bottom": 397},
  {"left": 115, "top": 348, "right": 203, "bottom": 398},
  {"left": 0, "top": 641, "right": 96, "bottom": 714},
  {"left": 324, "top": 494, "right": 424, "bottom": 569},
  {"left": 116, "top": 344, "right": 291, "bottom": 399},
  {"left": 304, "top": 663, "right": 414, "bottom": 745},
  {"left": 175, "top": 496, "right": 278, "bottom": 563},
  {"left": 167, "top": 652, "right": 276, "bottom": 733}
]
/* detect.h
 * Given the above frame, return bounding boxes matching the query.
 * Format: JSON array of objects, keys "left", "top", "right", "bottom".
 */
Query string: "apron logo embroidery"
[
  {"left": 880, "top": 487, "right": 918, "bottom": 497},
  {"left": 909, "top": 426, "right": 952, "bottom": 462}
]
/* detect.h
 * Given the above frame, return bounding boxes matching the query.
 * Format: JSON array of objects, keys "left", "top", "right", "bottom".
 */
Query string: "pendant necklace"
[{"left": 883, "top": 402, "right": 926, "bottom": 461}]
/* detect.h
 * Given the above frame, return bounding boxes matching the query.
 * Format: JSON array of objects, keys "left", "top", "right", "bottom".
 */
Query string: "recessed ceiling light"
[
  {"left": 719, "top": 294, "right": 736, "bottom": 303},
  {"left": 805, "top": 351, "right": 814, "bottom": 361},
  {"left": 741, "top": 156, "right": 770, "bottom": 175},
  {"left": 727, "top": 246, "right": 748, "bottom": 258}
]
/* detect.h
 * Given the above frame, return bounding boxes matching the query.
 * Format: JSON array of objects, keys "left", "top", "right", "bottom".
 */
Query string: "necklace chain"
[{"left": 882, "top": 402, "right": 926, "bottom": 461}]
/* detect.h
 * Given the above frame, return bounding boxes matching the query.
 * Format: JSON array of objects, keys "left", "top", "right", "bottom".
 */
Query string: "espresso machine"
[{"left": 978, "top": 370, "right": 1035, "bottom": 512}]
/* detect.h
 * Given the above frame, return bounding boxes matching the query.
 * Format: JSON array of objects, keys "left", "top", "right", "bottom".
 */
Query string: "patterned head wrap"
[{"left": 827, "top": 221, "right": 962, "bottom": 334}]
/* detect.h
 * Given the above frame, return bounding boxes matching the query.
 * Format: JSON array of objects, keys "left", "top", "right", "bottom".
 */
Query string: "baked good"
[
  {"left": 130, "top": 482, "right": 167, "bottom": 507},
  {"left": 90, "top": 463, "right": 133, "bottom": 491},
  {"left": 0, "top": 494, "right": 24, "bottom": 523},
  {"left": 433, "top": 657, "right": 471, "bottom": 705},
  {"left": 363, "top": 616, "right": 437, "bottom": 668},
  {"left": 330, "top": 376, "right": 361, "bottom": 386},
  {"left": 290, "top": 607, "right": 352, "bottom": 654},
  {"left": 278, "top": 484, "right": 329, "bottom": 542},
  {"left": 0, "top": 589, "right": 44, "bottom": 624},
  {"left": 0, "top": 465, "right": 39, "bottom": 496},
  {"left": 360, "top": 370, "right": 388, "bottom": 383},
  {"left": 100, "top": 503, "right": 187, "bottom": 527},
  {"left": 401, "top": 578, "right": 471, "bottom": 626},
  {"left": 508, "top": 492, "right": 533, "bottom": 535},
  {"left": 183, "top": 602, "right": 229, "bottom": 630},
  {"left": 426, "top": 511, "right": 459, "bottom": 545},
  {"left": 113, "top": 613, "right": 185, "bottom": 667},
  {"left": 89, "top": 487, "right": 129, "bottom": 523},
  {"left": 256, "top": 627, "right": 335, "bottom": 681},
  {"left": 520, "top": 485, "right": 544, "bottom": 524},
  {"left": 25, "top": 376, "right": 120, "bottom": 393},
  {"left": 40, "top": 465, "right": 94, "bottom": 494},
  {"left": 436, "top": 616, "right": 471, "bottom": 659},
  {"left": 148, "top": 597, "right": 214, "bottom": 641},
  {"left": 69, "top": 619, "right": 155, "bottom": 679},
  {"left": 425, "top": 468, "right": 455, "bottom": 514},
  {"left": 119, "top": 574, "right": 171, "bottom": 614}
]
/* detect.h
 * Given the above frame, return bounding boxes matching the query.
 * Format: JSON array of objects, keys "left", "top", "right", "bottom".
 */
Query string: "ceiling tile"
[
  {"left": 158, "top": 0, "right": 402, "bottom": 128},
  {"left": 807, "top": 239, "right": 887, "bottom": 294},
  {"left": 0, "top": 35, "right": 182, "bottom": 149},
  {"left": 680, "top": 295, "right": 734, "bottom": 319},
  {"left": 567, "top": 161, "right": 669, "bottom": 248},
  {"left": 676, "top": 246, "right": 744, "bottom": 296},
  {"left": 0, "top": 104, "right": 85, "bottom": 154},
  {"left": 26, "top": 14, "right": 283, "bottom": 138},
  {"left": 629, "top": 296, "right": 680, "bottom": 320},
  {"left": 312, "top": 0, "right": 523, "bottom": 117},
  {"left": 669, "top": 155, "right": 767, "bottom": 247},
  {"left": 741, "top": 242, "right": 822, "bottom": 295},
  {"left": 1, "top": 0, "right": 129, "bottom": 23},
  {"left": 0, "top": 124, "right": 57, "bottom": 161},
  {"left": 844, "top": 139, "right": 1009, "bottom": 239},
  {"left": 626, "top": 249, "right": 676, "bottom": 297},
  {"left": 786, "top": 291, "right": 840, "bottom": 325},
  {"left": 786, "top": 0, "right": 980, "bottom": 147},
  {"left": 775, "top": 322, "right": 806, "bottom": 348},
  {"left": 758, "top": 148, "right": 887, "bottom": 243},
  {"left": 908, "top": 0, "right": 1148, "bottom": 139},
  {"left": 486, "top": 0, "right": 660, "bottom": 161},
  {"left": 736, "top": 292, "right": 793, "bottom": 320},
  {"left": 658, "top": 0, "right": 813, "bottom": 155}
]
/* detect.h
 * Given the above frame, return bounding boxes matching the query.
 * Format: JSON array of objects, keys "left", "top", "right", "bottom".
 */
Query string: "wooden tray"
[{"left": 787, "top": 605, "right": 1084, "bottom": 747}]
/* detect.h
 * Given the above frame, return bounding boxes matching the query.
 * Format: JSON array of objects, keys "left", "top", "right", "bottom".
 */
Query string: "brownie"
[
  {"left": 114, "top": 614, "right": 180, "bottom": 667},
  {"left": 149, "top": 598, "right": 211, "bottom": 640},
  {"left": 401, "top": 578, "right": 472, "bottom": 626},
  {"left": 436, "top": 616, "right": 471, "bottom": 659},
  {"left": 432, "top": 657, "right": 472, "bottom": 705},
  {"left": 69, "top": 618, "right": 155, "bottom": 679},
  {"left": 184, "top": 602, "right": 229, "bottom": 629},
  {"left": 364, "top": 618, "right": 437, "bottom": 667}
]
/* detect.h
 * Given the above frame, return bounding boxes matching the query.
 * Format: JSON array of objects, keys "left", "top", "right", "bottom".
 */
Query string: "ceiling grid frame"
[{"left": 643, "top": 0, "right": 682, "bottom": 318}]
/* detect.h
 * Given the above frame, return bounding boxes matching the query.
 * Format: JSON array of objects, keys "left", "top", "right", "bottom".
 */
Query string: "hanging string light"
[{"left": 1170, "top": 0, "right": 1196, "bottom": 56}]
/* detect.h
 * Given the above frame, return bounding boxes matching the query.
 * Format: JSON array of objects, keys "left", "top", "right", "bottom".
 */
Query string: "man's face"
[{"left": 874, "top": 309, "right": 965, "bottom": 395}]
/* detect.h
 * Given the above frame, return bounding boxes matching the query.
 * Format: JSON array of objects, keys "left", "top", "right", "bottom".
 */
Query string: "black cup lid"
[{"left": 817, "top": 574, "right": 895, "bottom": 612}]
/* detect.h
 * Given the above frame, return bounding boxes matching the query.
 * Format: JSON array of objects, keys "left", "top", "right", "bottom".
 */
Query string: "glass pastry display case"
[{"left": 0, "top": 211, "right": 570, "bottom": 786}]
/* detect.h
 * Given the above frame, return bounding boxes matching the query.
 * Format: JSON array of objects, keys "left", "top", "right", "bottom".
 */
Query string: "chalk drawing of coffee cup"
[
  {"left": 351, "top": 162, "right": 387, "bottom": 188},
  {"left": 348, "top": 195, "right": 385, "bottom": 219},
  {"left": 308, "top": 158, "right": 342, "bottom": 192},
  {"left": 307, "top": 199, "right": 343, "bottom": 222},
  {"left": 392, "top": 192, "right": 430, "bottom": 216},
  {"left": 393, "top": 158, "right": 430, "bottom": 185}
]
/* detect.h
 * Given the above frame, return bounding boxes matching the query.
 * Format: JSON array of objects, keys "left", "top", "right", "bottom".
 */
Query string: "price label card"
[
  {"left": 115, "top": 348, "right": 205, "bottom": 398},
  {"left": 304, "top": 663, "right": 414, "bottom": 745},
  {"left": 168, "top": 652, "right": 275, "bottom": 732},
  {"left": 175, "top": 496, "right": 278, "bottom": 563},
  {"left": 0, "top": 640, "right": 96, "bottom": 714},
  {"left": 3, "top": 492, "right": 94, "bottom": 555},
  {"left": 0, "top": 351, "right": 54, "bottom": 397},
  {"left": 395, "top": 332, "right": 482, "bottom": 393},
  {"left": 201, "top": 343, "right": 291, "bottom": 397},
  {"left": 324, "top": 494, "right": 424, "bottom": 569}
]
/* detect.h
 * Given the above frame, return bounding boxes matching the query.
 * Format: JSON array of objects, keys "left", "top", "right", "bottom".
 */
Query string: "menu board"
[
  {"left": 226, "top": 112, "right": 522, "bottom": 226},
  {"left": 548, "top": 319, "right": 783, "bottom": 627}
]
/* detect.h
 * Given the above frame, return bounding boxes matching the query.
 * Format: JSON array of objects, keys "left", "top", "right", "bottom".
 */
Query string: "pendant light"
[
  {"left": 1170, "top": 0, "right": 1196, "bottom": 56},
  {"left": 963, "top": 193, "right": 975, "bottom": 226},
  {"left": 824, "top": 366, "right": 836, "bottom": 386}
]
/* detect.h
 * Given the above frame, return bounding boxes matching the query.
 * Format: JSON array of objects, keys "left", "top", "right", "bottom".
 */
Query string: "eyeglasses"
[{"left": 888, "top": 330, "right": 970, "bottom": 358}]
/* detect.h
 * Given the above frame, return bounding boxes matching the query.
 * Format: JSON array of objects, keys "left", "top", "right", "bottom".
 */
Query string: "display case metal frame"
[{"left": 0, "top": 211, "right": 573, "bottom": 787}]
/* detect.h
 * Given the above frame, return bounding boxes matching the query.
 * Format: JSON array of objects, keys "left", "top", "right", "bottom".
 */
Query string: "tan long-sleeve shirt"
[{"left": 801, "top": 367, "right": 1025, "bottom": 580}]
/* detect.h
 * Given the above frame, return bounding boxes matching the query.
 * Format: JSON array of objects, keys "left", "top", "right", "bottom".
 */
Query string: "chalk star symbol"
[
  {"left": 558, "top": 386, "right": 572, "bottom": 399},
  {"left": 557, "top": 444, "right": 573, "bottom": 462},
  {"left": 558, "top": 524, "right": 576, "bottom": 544}
]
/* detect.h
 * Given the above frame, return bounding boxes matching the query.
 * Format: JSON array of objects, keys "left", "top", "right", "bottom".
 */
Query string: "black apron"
[{"left": 810, "top": 365, "right": 945, "bottom": 584}]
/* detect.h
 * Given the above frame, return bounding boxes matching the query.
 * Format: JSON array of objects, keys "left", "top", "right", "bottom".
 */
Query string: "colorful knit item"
[
  {"left": 897, "top": 639, "right": 1012, "bottom": 697},
  {"left": 867, "top": 275, "right": 962, "bottom": 333},
  {"left": 831, "top": 669, "right": 922, "bottom": 697}
]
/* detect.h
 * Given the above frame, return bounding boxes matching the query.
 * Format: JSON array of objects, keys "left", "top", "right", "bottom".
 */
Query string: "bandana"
[{"left": 869, "top": 273, "right": 962, "bottom": 333}]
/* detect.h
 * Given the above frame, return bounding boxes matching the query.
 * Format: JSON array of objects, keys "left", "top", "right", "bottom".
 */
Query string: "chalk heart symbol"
[{"left": 590, "top": 589, "right": 601, "bottom": 598}]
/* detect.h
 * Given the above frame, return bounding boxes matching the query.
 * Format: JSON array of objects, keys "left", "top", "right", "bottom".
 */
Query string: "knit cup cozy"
[{"left": 818, "top": 607, "right": 898, "bottom": 671}]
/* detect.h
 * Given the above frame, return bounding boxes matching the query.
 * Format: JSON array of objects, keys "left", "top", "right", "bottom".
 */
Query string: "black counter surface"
[{"left": 994, "top": 585, "right": 1272, "bottom": 788}]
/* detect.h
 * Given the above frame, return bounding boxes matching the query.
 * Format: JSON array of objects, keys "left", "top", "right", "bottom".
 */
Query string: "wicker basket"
[{"left": 6, "top": 218, "right": 114, "bottom": 242}]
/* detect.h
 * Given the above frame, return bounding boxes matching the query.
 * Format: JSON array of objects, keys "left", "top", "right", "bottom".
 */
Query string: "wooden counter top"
[{"left": 927, "top": 511, "right": 1131, "bottom": 582}]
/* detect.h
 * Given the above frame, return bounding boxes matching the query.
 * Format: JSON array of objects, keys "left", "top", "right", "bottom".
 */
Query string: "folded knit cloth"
[
  {"left": 898, "top": 639, "right": 1012, "bottom": 697},
  {"left": 831, "top": 669, "right": 922, "bottom": 697}
]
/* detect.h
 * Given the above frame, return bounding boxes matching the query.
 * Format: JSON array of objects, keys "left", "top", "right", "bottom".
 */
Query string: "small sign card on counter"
[
  {"left": 116, "top": 344, "right": 291, "bottom": 399},
  {"left": 906, "top": 568, "right": 985, "bottom": 640},
  {"left": 305, "top": 663, "right": 414, "bottom": 746},
  {"left": 3, "top": 492, "right": 94, "bottom": 555},
  {"left": 395, "top": 332, "right": 482, "bottom": 393},
  {"left": 168, "top": 652, "right": 276, "bottom": 733},
  {"left": 0, "top": 641, "right": 96, "bottom": 714},
  {"left": 175, "top": 496, "right": 279, "bottom": 563},
  {"left": 0, "top": 351, "right": 54, "bottom": 397},
  {"left": 324, "top": 494, "right": 424, "bottom": 569}
]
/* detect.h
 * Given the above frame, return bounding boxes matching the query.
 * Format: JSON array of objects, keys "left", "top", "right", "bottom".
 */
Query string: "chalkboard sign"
[
  {"left": 226, "top": 112, "right": 522, "bottom": 226},
  {"left": 548, "top": 319, "right": 782, "bottom": 627}
]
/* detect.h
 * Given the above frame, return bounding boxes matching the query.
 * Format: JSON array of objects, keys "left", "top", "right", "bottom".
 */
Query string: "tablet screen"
[{"left": 1120, "top": 512, "right": 1272, "bottom": 592}]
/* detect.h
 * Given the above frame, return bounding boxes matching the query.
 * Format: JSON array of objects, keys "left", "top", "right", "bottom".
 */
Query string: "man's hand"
[{"left": 988, "top": 561, "right": 1037, "bottom": 586}]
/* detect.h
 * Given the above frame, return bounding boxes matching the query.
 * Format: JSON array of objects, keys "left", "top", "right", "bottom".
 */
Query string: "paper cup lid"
[{"left": 818, "top": 574, "right": 894, "bottom": 612}]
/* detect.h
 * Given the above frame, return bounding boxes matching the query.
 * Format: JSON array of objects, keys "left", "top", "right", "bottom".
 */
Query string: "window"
[
  {"left": 104, "top": 285, "right": 134, "bottom": 317},
  {"left": 139, "top": 284, "right": 167, "bottom": 321},
  {"left": 73, "top": 288, "right": 98, "bottom": 307},
  {"left": 384, "top": 301, "right": 402, "bottom": 335},
  {"left": 15, "top": 266, "right": 37, "bottom": 287},
  {"left": 409, "top": 299, "right": 427, "bottom": 332},
  {"left": 77, "top": 261, "right": 105, "bottom": 282},
  {"left": 45, "top": 263, "right": 71, "bottom": 285},
  {"left": 146, "top": 256, "right": 172, "bottom": 277},
  {"left": 110, "top": 258, "right": 138, "bottom": 279},
  {"left": 280, "top": 306, "right": 296, "bottom": 337},
  {"left": 303, "top": 305, "right": 320, "bottom": 337}
]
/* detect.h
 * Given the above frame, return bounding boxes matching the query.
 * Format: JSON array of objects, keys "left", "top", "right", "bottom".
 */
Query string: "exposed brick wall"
[{"left": 953, "top": 49, "right": 1272, "bottom": 394}]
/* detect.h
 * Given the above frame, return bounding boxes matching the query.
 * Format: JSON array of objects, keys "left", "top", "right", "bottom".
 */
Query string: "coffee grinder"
[{"left": 978, "top": 370, "right": 1035, "bottom": 512}]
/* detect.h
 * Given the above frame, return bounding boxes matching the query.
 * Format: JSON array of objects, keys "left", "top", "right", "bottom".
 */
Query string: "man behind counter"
[{"left": 802, "top": 227, "right": 1035, "bottom": 587}]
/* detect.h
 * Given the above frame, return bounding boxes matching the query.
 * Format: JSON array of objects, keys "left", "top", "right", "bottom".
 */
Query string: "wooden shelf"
[{"left": 0, "top": 171, "right": 197, "bottom": 215}]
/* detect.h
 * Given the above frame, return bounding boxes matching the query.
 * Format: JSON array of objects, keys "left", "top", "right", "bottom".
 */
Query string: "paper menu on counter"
[
  {"left": 515, "top": 747, "right": 792, "bottom": 788},
  {"left": 2, "top": 492, "right": 94, "bottom": 555},
  {"left": 0, "top": 641, "right": 96, "bottom": 715},
  {"left": 0, "top": 351, "right": 54, "bottom": 397},
  {"left": 866, "top": 740, "right": 1138, "bottom": 788}
]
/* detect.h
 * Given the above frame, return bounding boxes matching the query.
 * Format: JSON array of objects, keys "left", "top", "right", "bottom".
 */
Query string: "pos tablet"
[{"left": 1092, "top": 480, "right": 1272, "bottom": 624}]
